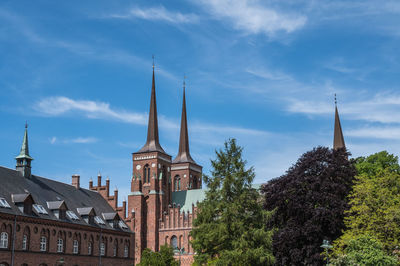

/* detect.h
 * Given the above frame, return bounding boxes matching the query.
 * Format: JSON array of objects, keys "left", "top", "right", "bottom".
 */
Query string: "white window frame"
[
  {"left": 40, "top": 236, "right": 47, "bottom": 251},
  {"left": 73, "top": 239, "right": 79, "bottom": 254},
  {"left": 57, "top": 238, "right": 63, "bottom": 253},
  {"left": 22, "top": 234, "right": 27, "bottom": 250},
  {"left": 100, "top": 242, "right": 105, "bottom": 256},
  {"left": 0, "top": 232, "right": 8, "bottom": 248},
  {"left": 124, "top": 245, "right": 129, "bottom": 258}
]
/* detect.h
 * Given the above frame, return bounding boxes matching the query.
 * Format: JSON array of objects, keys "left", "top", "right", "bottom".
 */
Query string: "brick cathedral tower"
[
  {"left": 171, "top": 81, "right": 202, "bottom": 191},
  {"left": 128, "top": 65, "right": 172, "bottom": 263}
]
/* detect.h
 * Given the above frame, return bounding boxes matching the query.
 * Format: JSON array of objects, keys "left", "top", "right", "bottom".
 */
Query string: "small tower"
[
  {"left": 16, "top": 123, "right": 34, "bottom": 178},
  {"left": 333, "top": 95, "right": 345, "bottom": 150},
  {"left": 171, "top": 79, "right": 202, "bottom": 191}
]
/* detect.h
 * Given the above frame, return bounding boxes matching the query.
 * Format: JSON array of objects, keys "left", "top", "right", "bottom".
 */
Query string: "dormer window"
[
  {"left": 12, "top": 193, "right": 34, "bottom": 215},
  {"left": 47, "top": 201, "right": 67, "bottom": 219},
  {"left": 66, "top": 211, "right": 79, "bottom": 220},
  {"left": 95, "top": 216, "right": 105, "bottom": 225},
  {"left": 0, "top": 198, "right": 11, "bottom": 208},
  {"left": 33, "top": 204, "right": 48, "bottom": 215}
]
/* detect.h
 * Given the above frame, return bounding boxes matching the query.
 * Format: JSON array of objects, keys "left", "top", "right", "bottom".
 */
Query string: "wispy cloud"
[
  {"left": 49, "top": 136, "right": 98, "bottom": 144},
  {"left": 347, "top": 126, "right": 400, "bottom": 140},
  {"left": 197, "top": 0, "right": 307, "bottom": 36},
  {"left": 108, "top": 6, "right": 199, "bottom": 24},
  {"left": 286, "top": 92, "right": 400, "bottom": 124},
  {"left": 35, "top": 96, "right": 148, "bottom": 125}
]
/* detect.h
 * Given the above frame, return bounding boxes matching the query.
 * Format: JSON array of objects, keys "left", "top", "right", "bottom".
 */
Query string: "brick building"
[{"left": 0, "top": 126, "right": 134, "bottom": 265}]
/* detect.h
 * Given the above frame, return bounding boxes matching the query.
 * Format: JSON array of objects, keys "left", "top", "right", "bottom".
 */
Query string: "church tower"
[
  {"left": 333, "top": 95, "right": 345, "bottom": 150},
  {"left": 128, "top": 64, "right": 172, "bottom": 263},
  {"left": 171, "top": 80, "right": 202, "bottom": 191},
  {"left": 16, "top": 123, "right": 34, "bottom": 178}
]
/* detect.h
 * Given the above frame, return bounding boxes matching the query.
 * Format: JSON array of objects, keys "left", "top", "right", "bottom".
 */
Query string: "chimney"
[
  {"left": 72, "top": 174, "right": 80, "bottom": 189},
  {"left": 89, "top": 178, "right": 93, "bottom": 189},
  {"left": 97, "top": 173, "right": 102, "bottom": 187},
  {"left": 122, "top": 200, "right": 127, "bottom": 219},
  {"left": 106, "top": 177, "right": 110, "bottom": 197},
  {"left": 114, "top": 188, "right": 118, "bottom": 209}
]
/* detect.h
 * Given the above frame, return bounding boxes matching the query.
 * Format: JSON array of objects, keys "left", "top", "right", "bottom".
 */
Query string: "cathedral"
[{"left": 0, "top": 65, "right": 346, "bottom": 266}]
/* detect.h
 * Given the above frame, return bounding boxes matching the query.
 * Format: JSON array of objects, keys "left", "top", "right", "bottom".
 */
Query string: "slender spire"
[
  {"left": 138, "top": 58, "right": 166, "bottom": 153},
  {"left": 333, "top": 94, "right": 346, "bottom": 150},
  {"left": 16, "top": 123, "right": 33, "bottom": 178},
  {"left": 16, "top": 123, "right": 33, "bottom": 161},
  {"left": 173, "top": 77, "right": 196, "bottom": 164}
]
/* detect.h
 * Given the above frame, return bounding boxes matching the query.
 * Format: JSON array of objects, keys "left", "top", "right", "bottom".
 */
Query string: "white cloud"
[
  {"left": 49, "top": 136, "right": 98, "bottom": 144},
  {"left": 286, "top": 92, "right": 400, "bottom": 124},
  {"left": 347, "top": 127, "right": 400, "bottom": 140},
  {"left": 108, "top": 6, "right": 199, "bottom": 24},
  {"left": 35, "top": 96, "right": 148, "bottom": 125},
  {"left": 197, "top": 0, "right": 307, "bottom": 36}
]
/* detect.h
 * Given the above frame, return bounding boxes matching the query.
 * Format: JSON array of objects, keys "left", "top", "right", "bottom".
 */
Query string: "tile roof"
[{"left": 0, "top": 166, "right": 131, "bottom": 233}]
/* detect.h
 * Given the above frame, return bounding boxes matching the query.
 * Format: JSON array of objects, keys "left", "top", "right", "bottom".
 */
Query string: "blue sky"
[{"left": 1, "top": 0, "right": 400, "bottom": 202}]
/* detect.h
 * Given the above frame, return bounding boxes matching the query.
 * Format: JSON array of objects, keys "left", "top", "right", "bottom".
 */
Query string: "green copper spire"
[
  {"left": 16, "top": 123, "right": 33, "bottom": 178},
  {"left": 16, "top": 123, "right": 33, "bottom": 160}
]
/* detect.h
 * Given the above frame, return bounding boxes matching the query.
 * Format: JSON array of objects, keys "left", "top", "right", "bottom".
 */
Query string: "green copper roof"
[
  {"left": 171, "top": 184, "right": 262, "bottom": 213},
  {"left": 15, "top": 125, "right": 33, "bottom": 160}
]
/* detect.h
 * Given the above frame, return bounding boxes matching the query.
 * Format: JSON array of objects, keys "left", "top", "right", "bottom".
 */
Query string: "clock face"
[{"left": 136, "top": 165, "right": 141, "bottom": 170}]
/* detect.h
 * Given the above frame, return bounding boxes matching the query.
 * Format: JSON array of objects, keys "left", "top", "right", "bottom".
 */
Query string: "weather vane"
[
  {"left": 152, "top": 54, "right": 155, "bottom": 69},
  {"left": 334, "top": 93, "right": 337, "bottom": 106},
  {"left": 183, "top": 73, "right": 186, "bottom": 89},
  {"left": 25, "top": 121, "right": 28, "bottom": 129}
]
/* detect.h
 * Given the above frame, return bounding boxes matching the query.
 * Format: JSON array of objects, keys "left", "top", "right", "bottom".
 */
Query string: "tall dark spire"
[
  {"left": 16, "top": 123, "right": 34, "bottom": 177},
  {"left": 173, "top": 78, "right": 196, "bottom": 164},
  {"left": 138, "top": 59, "right": 166, "bottom": 153},
  {"left": 333, "top": 94, "right": 345, "bottom": 150}
]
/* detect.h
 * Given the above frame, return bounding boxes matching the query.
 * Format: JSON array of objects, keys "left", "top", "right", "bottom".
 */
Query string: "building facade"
[{"left": 0, "top": 126, "right": 134, "bottom": 266}]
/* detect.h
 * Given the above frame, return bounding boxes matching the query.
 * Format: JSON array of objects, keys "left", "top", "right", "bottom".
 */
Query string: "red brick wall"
[{"left": 0, "top": 213, "right": 134, "bottom": 265}]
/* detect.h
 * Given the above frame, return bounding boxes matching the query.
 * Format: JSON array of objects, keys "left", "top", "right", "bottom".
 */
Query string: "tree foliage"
[
  {"left": 191, "top": 139, "right": 275, "bottom": 266},
  {"left": 331, "top": 234, "right": 397, "bottom": 266},
  {"left": 334, "top": 151, "right": 400, "bottom": 254},
  {"left": 138, "top": 244, "right": 178, "bottom": 266},
  {"left": 262, "top": 147, "right": 355, "bottom": 265}
]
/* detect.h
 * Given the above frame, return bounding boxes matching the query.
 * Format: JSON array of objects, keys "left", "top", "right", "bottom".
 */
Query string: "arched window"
[
  {"left": 144, "top": 164, "right": 150, "bottom": 183},
  {"left": 57, "top": 238, "right": 63, "bottom": 253},
  {"left": 0, "top": 232, "right": 8, "bottom": 249},
  {"left": 124, "top": 244, "right": 129, "bottom": 258},
  {"left": 0, "top": 263, "right": 9, "bottom": 266},
  {"left": 174, "top": 175, "right": 181, "bottom": 191},
  {"left": 73, "top": 239, "right": 79, "bottom": 254},
  {"left": 40, "top": 236, "right": 47, "bottom": 252},
  {"left": 171, "top": 235, "right": 178, "bottom": 250}
]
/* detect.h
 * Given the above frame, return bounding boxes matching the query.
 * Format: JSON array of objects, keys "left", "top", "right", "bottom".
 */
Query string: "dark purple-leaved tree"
[{"left": 262, "top": 147, "right": 355, "bottom": 265}]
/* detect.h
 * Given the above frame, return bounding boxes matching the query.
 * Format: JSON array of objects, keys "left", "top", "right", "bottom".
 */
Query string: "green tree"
[
  {"left": 334, "top": 151, "right": 400, "bottom": 254},
  {"left": 331, "top": 234, "right": 397, "bottom": 266},
  {"left": 191, "top": 139, "right": 274, "bottom": 266},
  {"left": 138, "top": 244, "right": 178, "bottom": 266}
]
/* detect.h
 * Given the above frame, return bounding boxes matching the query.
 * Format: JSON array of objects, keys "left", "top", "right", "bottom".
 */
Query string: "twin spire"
[{"left": 139, "top": 63, "right": 196, "bottom": 164}]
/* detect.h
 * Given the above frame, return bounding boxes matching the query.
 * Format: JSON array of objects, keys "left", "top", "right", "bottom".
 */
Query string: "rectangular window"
[
  {"left": 0, "top": 232, "right": 8, "bottom": 248},
  {"left": 124, "top": 245, "right": 129, "bottom": 258},
  {"left": 73, "top": 240, "right": 79, "bottom": 254},
  {"left": 57, "top": 238, "right": 63, "bottom": 253},
  {"left": 100, "top": 242, "right": 105, "bottom": 256},
  {"left": 40, "top": 236, "right": 47, "bottom": 251},
  {"left": 22, "top": 235, "right": 27, "bottom": 250}
]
